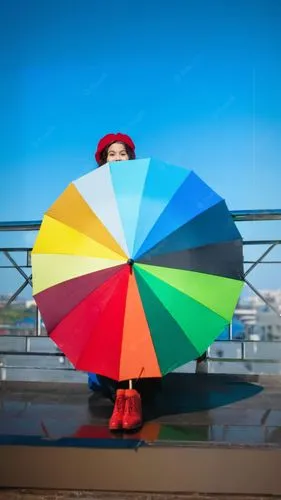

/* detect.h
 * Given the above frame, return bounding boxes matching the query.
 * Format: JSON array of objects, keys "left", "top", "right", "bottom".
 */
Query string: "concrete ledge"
[
  {"left": 1, "top": 445, "right": 281, "bottom": 495},
  {"left": 1, "top": 372, "right": 281, "bottom": 390},
  {"left": 1, "top": 337, "right": 281, "bottom": 380},
  {"left": 0, "top": 491, "right": 279, "bottom": 500}
]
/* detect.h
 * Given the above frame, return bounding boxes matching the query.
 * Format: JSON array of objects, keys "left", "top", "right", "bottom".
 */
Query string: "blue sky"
[{"left": 0, "top": 0, "right": 281, "bottom": 295}]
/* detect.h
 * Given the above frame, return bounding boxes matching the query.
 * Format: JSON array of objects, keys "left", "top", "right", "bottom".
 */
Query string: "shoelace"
[
  {"left": 114, "top": 395, "right": 125, "bottom": 414},
  {"left": 127, "top": 396, "right": 140, "bottom": 414}
]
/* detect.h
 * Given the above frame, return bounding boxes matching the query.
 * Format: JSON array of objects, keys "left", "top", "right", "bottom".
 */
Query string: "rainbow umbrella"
[{"left": 31, "top": 158, "right": 244, "bottom": 381}]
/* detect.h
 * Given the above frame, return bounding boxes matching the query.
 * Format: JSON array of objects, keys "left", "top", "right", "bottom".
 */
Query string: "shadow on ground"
[{"left": 88, "top": 373, "right": 263, "bottom": 422}]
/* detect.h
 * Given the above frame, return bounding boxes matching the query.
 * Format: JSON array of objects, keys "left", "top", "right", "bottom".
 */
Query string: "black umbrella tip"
[{"left": 127, "top": 258, "right": 134, "bottom": 266}]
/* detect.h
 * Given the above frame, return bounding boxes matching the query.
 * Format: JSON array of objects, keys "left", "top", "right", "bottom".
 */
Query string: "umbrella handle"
[{"left": 129, "top": 368, "right": 144, "bottom": 389}]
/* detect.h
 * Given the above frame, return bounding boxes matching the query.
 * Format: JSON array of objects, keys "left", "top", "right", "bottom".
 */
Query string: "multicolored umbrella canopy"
[{"left": 32, "top": 158, "right": 244, "bottom": 381}]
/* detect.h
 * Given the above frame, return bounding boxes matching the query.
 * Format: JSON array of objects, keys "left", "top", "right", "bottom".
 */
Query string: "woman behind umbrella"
[{"left": 93, "top": 132, "right": 162, "bottom": 432}]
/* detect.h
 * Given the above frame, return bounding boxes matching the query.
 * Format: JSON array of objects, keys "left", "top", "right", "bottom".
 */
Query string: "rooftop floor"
[
  {"left": 1, "top": 373, "right": 281, "bottom": 448},
  {"left": 1, "top": 374, "right": 281, "bottom": 496}
]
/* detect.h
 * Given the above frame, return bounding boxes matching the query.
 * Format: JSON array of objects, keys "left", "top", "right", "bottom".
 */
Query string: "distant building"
[
  {"left": 0, "top": 294, "right": 12, "bottom": 309},
  {"left": 236, "top": 290, "right": 281, "bottom": 341},
  {"left": 25, "top": 299, "right": 36, "bottom": 309},
  {"left": 246, "top": 289, "right": 281, "bottom": 308},
  {"left": 255, "top": 304, "right": 281, "bottom": 341}
]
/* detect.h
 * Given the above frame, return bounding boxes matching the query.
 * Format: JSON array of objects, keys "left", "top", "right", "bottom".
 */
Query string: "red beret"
[{"left": 95, "top": 133, "right": 136, "bottom": 163}]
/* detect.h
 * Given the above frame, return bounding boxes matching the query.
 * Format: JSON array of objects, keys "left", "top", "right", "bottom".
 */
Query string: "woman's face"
[{"left": 106, "top": 142, "right": 129, "bottom": 162}]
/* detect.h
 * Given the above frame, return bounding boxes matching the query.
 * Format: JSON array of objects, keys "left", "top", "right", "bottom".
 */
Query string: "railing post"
[
  {"left": 35, "top": 307, "right": 42, "bottom": 337},
  {"left": 229, "top": 322, "right": 233, "bottom": 341}
]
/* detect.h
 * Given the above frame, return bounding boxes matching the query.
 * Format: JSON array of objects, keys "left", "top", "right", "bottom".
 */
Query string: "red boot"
[
  {"left": 123, "top": 389, "right": 143, "bottom": 431},
  {"left": 109, "top": 389, "right": 126, "bottom": 431}
]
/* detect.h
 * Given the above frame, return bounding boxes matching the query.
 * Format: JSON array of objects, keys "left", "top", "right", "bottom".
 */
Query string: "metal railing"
[
  {"left": 0, "top": 210, "right": 281, "bottom": 337},
  {"left": 1, "top": 209, "right": 281, "bottom": 231},
  {"left": 231, "top": 209, "right": 281, "bottom": 221}
]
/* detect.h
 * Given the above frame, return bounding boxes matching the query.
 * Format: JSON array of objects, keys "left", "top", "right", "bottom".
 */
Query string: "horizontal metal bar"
[
  {"left": 0, "top": 221, "right": 41, "bottom": 231},
  {"left": 243, "top": 240, "right": 281, "bottom": 245},
  {"left": 208, "top": 357, "right": 281, "bottom": 363},
  {"left": 1, "top": 241, "right": 280, "bottom": 252},
  {"left": 1, "top": 210, "right": 281, "bottom": 231},
  {"left": 2, "top": 261, "right": 280, "bottom": 268},
  {"left": 0, "top": 266, "right": 30, "bottom": 269},
  {"left": 245, "top": 262, "right": 281, "bottom": 265},
  {"left": 231, "top": 209, "right": 281, "bottom": 221},
  {"left": 0, "top": 247, "right": 32, "bottom": 252},
  {"left": 0, "top": 351, "right": 64, "bottom": 357}
]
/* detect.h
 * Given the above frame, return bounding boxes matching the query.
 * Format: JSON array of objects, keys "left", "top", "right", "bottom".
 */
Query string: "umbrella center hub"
[{"left": 127, "top": 258, "right": 134, "bottom": 267}]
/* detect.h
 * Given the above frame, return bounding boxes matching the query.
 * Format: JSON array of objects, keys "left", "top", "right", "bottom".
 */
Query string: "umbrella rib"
[
  {"left": 37, "top": 214, "right": 127, "bottom": 261},
  {"left": 138, "top": 237, "right": 242, "bottom": 258},
  {"left": 46, "top": 180, "right": 129, "bottom": 259},
  {"left": 136, "top": 264, "right": 239, "bottom": 323},
  {"left": 74, "top": 269, "right": 128, "bottom": 374},
  {"left": 45, "top": 265, "right": 126, "bottom": 335},
  {"left": 32, "top": 254, "right": 126, "bottom": 296},
  {"left": 136, "top": 238, "right": 244, "bottom": 281},
  {"left": 136, "top": 271, "right": 232, "bottom": 373},
  {"left": 108, "top": 159, "right": 151, "bottom": 258},
  {"left": 46, "top": 212, "right": 128, "bottom": 260},
  {"left": 135, "top": 274, "right": 201, "bottom": 372},
  {"left": 33, "top": 251, "right": 126, "bottom": 262},
  {"left": 145, "top": 281, "right": 199, "bottom": 351},
  {"left": 73, "top": 163, "right": 130, "bottom": 256},
  {"left": 133, "top": 165, "right": 192, "bottom": 257},
  {"left": 56, "top": 274, "right": 119, "bottom": 369},
  {"left": 136, "top": 199, "right": 229, "bottom": 260}
]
